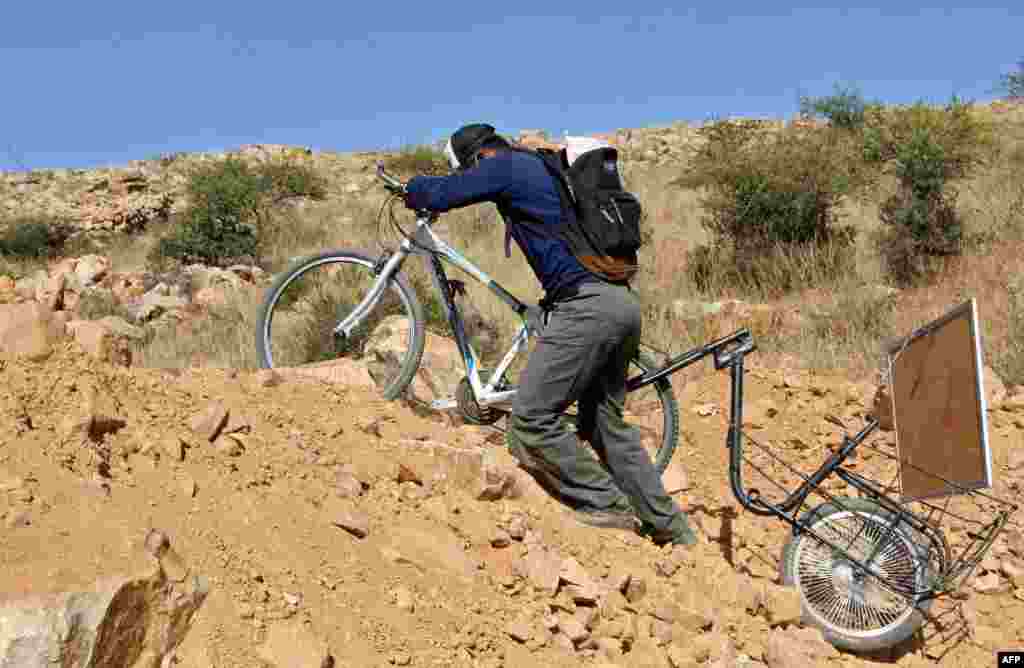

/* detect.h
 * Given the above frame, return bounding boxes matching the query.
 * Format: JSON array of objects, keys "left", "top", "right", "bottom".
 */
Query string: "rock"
[
  {"left": 0, "top": 531, "right": 208, "bottom": 668},
  {"left": 215, "top": 434, "right": 245, "bottom": 457},
  {"left": 14, "top": 270, "right": 47, "bottom": 300},
  {"left": 137, "top": 294, "right": 187, "bottom": 322},
  {"left": 661, "top": 462, "right": 690, "bottom": 494},
  {"left": 396, "top": 463, "right": 422, "bottom": 485},
  {"left": 392, "top": 587, "right": 415, "bottom": 613},
  {"left": 396, "top": 439, "right": 485, "bottom": 492},
  {"left": 259, "top": 621, "right": 334, "bottom": 668},
  {"left": 972, "top": 572, "right": 1006, "bottom": 594},
  {"left": 507, "top": 515, "right": 528, "bottom": 540},
  {"left": 628, "top": 636, "right": 670, "bottom": 668},
  {"left": 871, "top": 385, "right": 894, "bottom": 431},
  {"left": 560, "top": 557, "right": 595, "bottom": 588},
  {"left": 765, "top": 627, "right": 839, "bottom": 668},
  {"left": 558, "top": 613, "right": 590, "bottom": 644},
  {"left": 4, "top": 509, "right": 31, "bottom": 529},
  {"left": 384, "top": 527, "right": 479, "bottom": 579},
  {"left": 624, "top": 576, "right": 647, "bottom": 603},
  {"left": 650, "top": 618, "right": 674, "bottom": 646},
  {"left": 330, "top": 509, "right": 370, "bottom": 539},
  {"left": 35, "top": 272, "right": 65, "bottom": 310},
  {"left": 74, "top": 254, "right": 111, "bottom": 286},
  {"left": 365, "top": 317, "right": 465, "bottom": 403},
  {"left": 65, "top": 384, "right": 126, "bottom": 444},
  {"left": 159, "top": 435, "right": 186, "bottom": 462},
  {"left": 744, "top": 398, "right": 779, "bottom": 429},
  {"left": 276, "top": 359, "right": 378, "bottom": 390},
  {"left": 66, "top": 318, "right": 135, "bottom": 365},
  {"left": 0, "top": 302, "right": 66, "bottom": 361},
  {"left": 179, "top": 475, "right": 197, "bottom": 498},
  {"left": 1004, "top": 392, "right": 1024, "bottom": 413},
  {"left": 506, "top": 617, "right": 533, "bottom": 643},
  {"left": 190, "top": 402, "right": 230, "bottom": 442},
  {"left": 335, "top": 472, "right": 365, "bottom": 498},
  {"left": 985, "top": 365, "right": 1007, "bottom": 408},
  {"left": 761, "top": 584, "right": 802, "bottom": 627},
  {"left": 254, "top": 369, "right": 283, "bottom": 388},
  {"left": 519, "top": 548, "right": 562, "bottom": 595}
]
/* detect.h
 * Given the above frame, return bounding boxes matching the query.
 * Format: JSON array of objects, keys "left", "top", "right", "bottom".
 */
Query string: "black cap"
[{"left": 448, "top": 123, "right": 499, "bottom": 170}]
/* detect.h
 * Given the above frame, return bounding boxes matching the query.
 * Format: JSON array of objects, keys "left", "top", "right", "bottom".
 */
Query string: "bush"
[
  {"left": 154, "top": 156, "right": 327, "bottom": 268},
  {"left": 680, "top": 119, "right": 872, "bottom": 295},
  {"left": 800, "top": 84, "right": 875, "bottom": 131},
  {"left": 387, "top": 144, "right": 449, "bottom": 177},
  {"left": 0, "top": 216, "right": 74, "bottom": 258},
  {"left": 870, "top": 99, "right": 994, "bottom": 284},
  {"left": 1000, "top": 58, "right": 1024, "bottom": 99}
]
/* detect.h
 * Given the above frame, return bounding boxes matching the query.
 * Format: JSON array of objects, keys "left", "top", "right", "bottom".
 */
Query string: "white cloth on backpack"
[{"left": 565, "top": 136, "right": 611, "bottom": 167}]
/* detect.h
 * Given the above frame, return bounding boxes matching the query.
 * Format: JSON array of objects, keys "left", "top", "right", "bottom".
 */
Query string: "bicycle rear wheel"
[
  {"left": 780, "top": 497, "right": 933, "bottom": 652},
  {"left": 256, "top": 250, "right": 425, "bottom": 399},
  {"left": 559, "top": 354, "right": 679, "bottom": 475}
]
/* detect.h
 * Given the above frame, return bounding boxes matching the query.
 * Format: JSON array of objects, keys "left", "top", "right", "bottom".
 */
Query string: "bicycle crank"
[{"left": 456, "top": 375, "right": 505, "bottom": 426}]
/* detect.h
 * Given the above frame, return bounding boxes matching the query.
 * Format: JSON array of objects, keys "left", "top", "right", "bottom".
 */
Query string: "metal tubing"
[
  {"left": 627, "top": 328, "right": 752, "bottom": 391},
  {"left": 335, "top": 250, "right": 407, "bottom": 336}
]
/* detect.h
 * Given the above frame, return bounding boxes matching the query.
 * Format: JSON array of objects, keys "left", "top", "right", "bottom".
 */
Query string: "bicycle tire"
[
  {"left": 256, "top": 250, "right": 426, "bottom": 400},
  {"left": 780, "top": 497, "right": 933, "bottom": 653},
  {"left": 630, "top": 353, "right": 679, "bottom": 475}
]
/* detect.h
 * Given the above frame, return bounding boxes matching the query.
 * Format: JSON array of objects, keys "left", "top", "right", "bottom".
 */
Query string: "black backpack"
[{"left": 533, "top": 146, "right": 643, "bottom": 282}]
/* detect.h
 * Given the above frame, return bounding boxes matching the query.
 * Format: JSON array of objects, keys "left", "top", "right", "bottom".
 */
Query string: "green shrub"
[
  {"left": 680, "top": 120, "right": 871, "bottom": 295},
  {"left": 387, "top": 144, "right": 449, "bottom": 177},
  {"left": 0, "top": 216, "right": 73, "bottom": 258},
  {"left": 799, "top": 84, "right": 873, "bottom": 131},
  {"left": 1000, "top": 58, "right": 1024, "bottom": 99},
  {"left": 870, "top": 100, "right": 994, "bottom": 284},
  {"left": 154, "top": 156, "right": 327, "bottom": 268}
]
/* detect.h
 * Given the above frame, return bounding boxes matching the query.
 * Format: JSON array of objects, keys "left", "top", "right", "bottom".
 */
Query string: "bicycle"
[{"left": 256, "top": 162, "right": 1016, "bottom": 654}]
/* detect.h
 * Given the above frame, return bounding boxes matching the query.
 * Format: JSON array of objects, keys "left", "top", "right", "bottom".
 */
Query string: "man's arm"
[{"left": 404, "top": 155, "right": 515, "bottom": 212}]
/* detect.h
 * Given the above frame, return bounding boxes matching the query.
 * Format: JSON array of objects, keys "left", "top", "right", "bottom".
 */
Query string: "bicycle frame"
[{"left": 334, "top": 212, "right": 533, "bottom": 411}]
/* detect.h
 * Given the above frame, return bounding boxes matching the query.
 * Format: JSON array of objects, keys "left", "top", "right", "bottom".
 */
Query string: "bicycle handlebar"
[{"left": 376, "top": 161, "right": 406, "bottom": 194}]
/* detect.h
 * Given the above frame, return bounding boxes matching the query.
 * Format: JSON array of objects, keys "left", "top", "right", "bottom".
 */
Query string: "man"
[{"left": 403, "top": 123, "right": 697, "bottom": 547}]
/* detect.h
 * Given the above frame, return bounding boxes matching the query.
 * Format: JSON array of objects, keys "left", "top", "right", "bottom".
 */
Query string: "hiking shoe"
[
  {"left": 574, "top": 508, "right": 641, "bottom": 531},
  {"left": 639, "top": 514, "right": 699, "bottom": 547},
  {"left": 507, "top": 438, "right": 542, "bottom": 472}
]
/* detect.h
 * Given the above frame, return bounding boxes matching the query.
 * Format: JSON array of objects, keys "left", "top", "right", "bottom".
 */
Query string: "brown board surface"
[{"left": 885, "top": 300, "right": 992, "bottom": 501}]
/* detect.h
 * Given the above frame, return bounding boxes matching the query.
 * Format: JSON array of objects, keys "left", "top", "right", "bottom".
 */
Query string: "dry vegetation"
[{"left": 3, "top": 100, "right": 1023, "bottom": 389}]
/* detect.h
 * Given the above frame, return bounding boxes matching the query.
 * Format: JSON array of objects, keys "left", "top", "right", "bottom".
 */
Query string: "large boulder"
[
  {"left": 0, "top": 530, "right": 208, "bottom": 668},
  {"left": 364, "top": 316, "right": 465, "bottom": 403},
  {"left": 0, "top": 302, "right": 67, "bottom": 361}
]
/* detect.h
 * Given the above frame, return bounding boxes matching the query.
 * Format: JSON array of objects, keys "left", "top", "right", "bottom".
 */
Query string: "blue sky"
[{"left": 1, "top": 2, "right": 1021, "bottom": 170}]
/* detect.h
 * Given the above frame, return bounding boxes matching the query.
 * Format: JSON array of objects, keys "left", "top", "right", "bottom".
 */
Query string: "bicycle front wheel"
[{"left": 256, "top": 250, "right": 425, "bottom": 400}]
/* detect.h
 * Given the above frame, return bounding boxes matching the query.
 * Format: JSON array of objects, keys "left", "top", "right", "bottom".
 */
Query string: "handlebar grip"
[{"left": 376, "top": 161, "right": 406, "bottom": 192}]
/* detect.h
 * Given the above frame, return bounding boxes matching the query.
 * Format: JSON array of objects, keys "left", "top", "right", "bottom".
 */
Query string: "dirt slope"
[{"left": 2, "top": 343, "right": 1023, "bottom": 667}]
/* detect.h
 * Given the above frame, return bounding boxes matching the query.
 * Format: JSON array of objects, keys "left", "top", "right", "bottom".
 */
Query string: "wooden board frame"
[{"left": 883, "top": 299, "right": 992, "bottom": 502}]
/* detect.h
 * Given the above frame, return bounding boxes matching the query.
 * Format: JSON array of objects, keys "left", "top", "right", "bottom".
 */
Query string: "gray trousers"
[{"left": 508, "top": 281, "right": 683, "bottom": 534}]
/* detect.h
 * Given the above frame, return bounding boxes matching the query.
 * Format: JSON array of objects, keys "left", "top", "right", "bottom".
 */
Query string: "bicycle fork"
[{"left": 332, "top": 249, "right": 409, "bottom": 338}]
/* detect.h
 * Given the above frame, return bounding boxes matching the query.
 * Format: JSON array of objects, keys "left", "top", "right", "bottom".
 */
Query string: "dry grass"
[
  {"left": 64, "top": 109, "right": 1024, "bottom": 389},
  {"left": 134, "top": 291, "right": 263, "bottom": 369}
]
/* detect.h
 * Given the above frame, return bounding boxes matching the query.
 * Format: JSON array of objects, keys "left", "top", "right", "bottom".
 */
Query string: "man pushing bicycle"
[{"left": 402, "top": 123, "right": 697, "bottom": 547}]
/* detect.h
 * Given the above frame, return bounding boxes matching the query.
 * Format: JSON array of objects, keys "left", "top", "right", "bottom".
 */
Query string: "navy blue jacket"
[{"left": 404, "top": 150, "right": 592, "bottom": 301}]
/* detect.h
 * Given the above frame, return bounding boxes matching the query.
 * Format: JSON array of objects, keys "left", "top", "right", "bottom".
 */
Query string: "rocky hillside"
[
  {"left": 3, "top": 103, "right": 1024, "bottom": 667},
  {"left": 2, "top": 317, "right": 1024, "bottom": 666}
]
